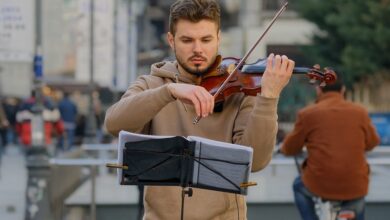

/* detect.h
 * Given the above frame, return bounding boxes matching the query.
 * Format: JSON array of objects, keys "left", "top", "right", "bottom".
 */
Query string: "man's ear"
[
  {"left": 315, "top": 86, "right": 323, "bottom": 96},
  {"left": 341, "top": 85, "right": 346, "bottom": 96},
  {"left": 167, "top": 32, "right": 174, "bottom": 50}
]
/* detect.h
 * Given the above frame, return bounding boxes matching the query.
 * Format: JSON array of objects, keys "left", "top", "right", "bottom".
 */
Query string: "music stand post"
[
  {"left": 179, "top": 147, "right": 194, "bottom": 220},
  {"left": 181, "top": 187, "right": 193, "bottom": 220}
]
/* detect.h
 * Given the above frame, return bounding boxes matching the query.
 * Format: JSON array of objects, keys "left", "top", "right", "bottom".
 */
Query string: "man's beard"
[{"left": 175, "top": 50, "right": 217, "bottom": 77}]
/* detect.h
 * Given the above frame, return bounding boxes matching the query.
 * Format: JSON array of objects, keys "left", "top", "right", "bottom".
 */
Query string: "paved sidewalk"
[{"left": 0, "top": 145, "right": 27, "bottom": 220}]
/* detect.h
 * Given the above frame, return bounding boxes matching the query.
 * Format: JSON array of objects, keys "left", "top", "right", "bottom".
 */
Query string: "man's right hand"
[{"left": 167, "top": 83, "right": 214, "bottom": 118}]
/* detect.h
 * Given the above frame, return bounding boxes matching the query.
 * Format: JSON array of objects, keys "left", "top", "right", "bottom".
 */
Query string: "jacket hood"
[{"left": 150, "top": 55, "right": 223, "bottom": 84}]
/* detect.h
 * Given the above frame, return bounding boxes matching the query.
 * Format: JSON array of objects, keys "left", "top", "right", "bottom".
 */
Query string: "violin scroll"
[{"left": 307, "top": 64, "right": 337, "bottom": 87}]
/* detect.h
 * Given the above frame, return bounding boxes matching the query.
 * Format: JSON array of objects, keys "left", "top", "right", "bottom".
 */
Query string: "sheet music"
[
  {"left": 188, "top": 136, "right": 253, "bottom": 193},
  {"left": 187, "top": 136, "right": 253, "bottom": 151}
]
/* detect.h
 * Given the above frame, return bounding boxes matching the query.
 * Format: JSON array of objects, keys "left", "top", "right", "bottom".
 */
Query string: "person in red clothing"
[
  {"left": 280, "top": 73, "right": 380, "bottom": 220},
  {"left": 16, "top": 91, "right": 64, "bottom": 148}
]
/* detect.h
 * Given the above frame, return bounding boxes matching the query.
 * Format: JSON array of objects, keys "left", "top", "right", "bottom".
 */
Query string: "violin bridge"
[{"left": 227, "top": 63, "right": 235, "bottom": 75}]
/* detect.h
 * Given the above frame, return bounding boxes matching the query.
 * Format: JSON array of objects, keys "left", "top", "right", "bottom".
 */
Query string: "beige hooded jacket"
[{"left": 105, "top": 58, "right": 278, "bottom": 220}]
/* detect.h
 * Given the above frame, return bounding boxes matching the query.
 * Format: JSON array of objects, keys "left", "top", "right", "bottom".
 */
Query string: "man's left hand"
[{"left": 261, "top": 53, "right": 294, "bottom": 98}]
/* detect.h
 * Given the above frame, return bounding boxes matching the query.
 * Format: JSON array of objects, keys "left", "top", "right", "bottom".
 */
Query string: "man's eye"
[
  {"left": 202, "top": 39, "right": 212, "bottom": 43},
  {"left": 182, "top": 39, "right": 192, "bottom": 43}
]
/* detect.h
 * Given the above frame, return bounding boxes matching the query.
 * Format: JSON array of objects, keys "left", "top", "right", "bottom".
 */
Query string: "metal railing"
[{"left": 49, "top": 144, "right": 116, "bottom": 220}]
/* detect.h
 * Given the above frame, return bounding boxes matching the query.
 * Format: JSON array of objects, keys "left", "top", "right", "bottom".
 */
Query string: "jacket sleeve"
[
  {"left": 232, "top": 94, "right": 278, "bottom": 172},
  {"left": 362, "top": 113, "right": 381, "bottom": 151},
  {"left": 280, "top": 111, "right": 306, "bottom": 156},
  {"left": 104, "top": 76, "right": 176, "bottom": 136}
]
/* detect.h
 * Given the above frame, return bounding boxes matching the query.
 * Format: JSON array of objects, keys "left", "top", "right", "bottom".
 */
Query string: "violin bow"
[{"left": 193, "top": 2, "right": 289, "bottom": 124}]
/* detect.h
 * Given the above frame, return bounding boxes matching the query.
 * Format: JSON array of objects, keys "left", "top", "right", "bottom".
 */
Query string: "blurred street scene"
[{"left": 0, "top": 0, "right": 389, "bottom": 219}]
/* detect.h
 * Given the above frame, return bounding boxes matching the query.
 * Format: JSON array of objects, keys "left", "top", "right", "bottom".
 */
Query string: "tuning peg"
[
  {"left": 313, "top": 64, "right": 321, "bottom": 70},
  {"left": 309, "top": 78, "right": 317, "bottom": 84},
  {"left": 323, "top": 67, "right": 337, "bottom": 84},
  {"left": 319, "top": 81, "right": 326, "bottom": 87},
  {"left": 324, "top": 66, "right": 333, "bottom": 72}
]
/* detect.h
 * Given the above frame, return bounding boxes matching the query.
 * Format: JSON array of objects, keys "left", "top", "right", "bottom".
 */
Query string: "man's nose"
[{"left": 193, "top": 41, "right": 203, "bottom": 53}]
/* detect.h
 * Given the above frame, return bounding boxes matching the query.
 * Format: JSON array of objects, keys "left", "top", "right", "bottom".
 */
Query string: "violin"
[
  {"left": 192, "top": 2, "right": 336, "bottom": 124},
  {"left": 201, "top": 57, "right": 337, "bottom": 108}
]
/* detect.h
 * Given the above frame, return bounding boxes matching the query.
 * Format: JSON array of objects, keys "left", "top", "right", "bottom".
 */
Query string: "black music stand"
[
  {"left": 121, "top": 137, "right": 195, "bottom": 188},
  {"left": 108, "top": 136, "right": 255, "bottom": 220}
]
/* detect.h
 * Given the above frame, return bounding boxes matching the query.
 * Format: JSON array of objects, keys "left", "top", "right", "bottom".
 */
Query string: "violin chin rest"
[{"left": 214, "top": 102, "right": 224, "bottom": 113}]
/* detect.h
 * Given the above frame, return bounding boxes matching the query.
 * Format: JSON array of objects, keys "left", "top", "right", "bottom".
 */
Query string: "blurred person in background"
[
  {"left": 58, "top": 92, "right": 78, "bottom": 151},
  {"left": 0, "top": 101, "right": 9, "bottom": 161},
  {"left": 2, "top": 97, "right": 20, "bottom": 147},
  {"left": 280, "top": 73, "right": 380, "bottom": 220},
  {"left": 74, "top": 114, "right": 86, "bottom": 146},
  {"left": 16, "top": 91, "right": 64, "bottom": 151},
  {"left": 0, "top": 100, "right": 9, "bottom": 147}
]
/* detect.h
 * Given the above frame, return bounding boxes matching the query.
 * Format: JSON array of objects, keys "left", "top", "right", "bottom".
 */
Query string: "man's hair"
[
  {"left": 319, "top": 69, "right": 345, "bottom": 93},
  {"left": 169, "top": 0, "right": 220, "bottom": 35}
]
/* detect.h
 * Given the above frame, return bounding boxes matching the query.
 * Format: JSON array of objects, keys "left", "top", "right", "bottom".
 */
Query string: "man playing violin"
[{"left": 105, "top": 0, "right": 294, "bottom": 219}]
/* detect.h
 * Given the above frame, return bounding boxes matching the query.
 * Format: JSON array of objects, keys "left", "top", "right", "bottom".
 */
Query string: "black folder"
[{"left": 115, "top": 131, "right": 253, "bottom": 195}]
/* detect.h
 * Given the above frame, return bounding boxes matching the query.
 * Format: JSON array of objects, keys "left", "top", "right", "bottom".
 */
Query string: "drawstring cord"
[{"left": 175, "top": 73, "right": 188, "bottom": 112}]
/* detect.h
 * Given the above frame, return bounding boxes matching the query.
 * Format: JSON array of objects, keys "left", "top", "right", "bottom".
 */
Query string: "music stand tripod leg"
[{"left": 180, "top": 187, "right": 193, "bottom": 220}]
